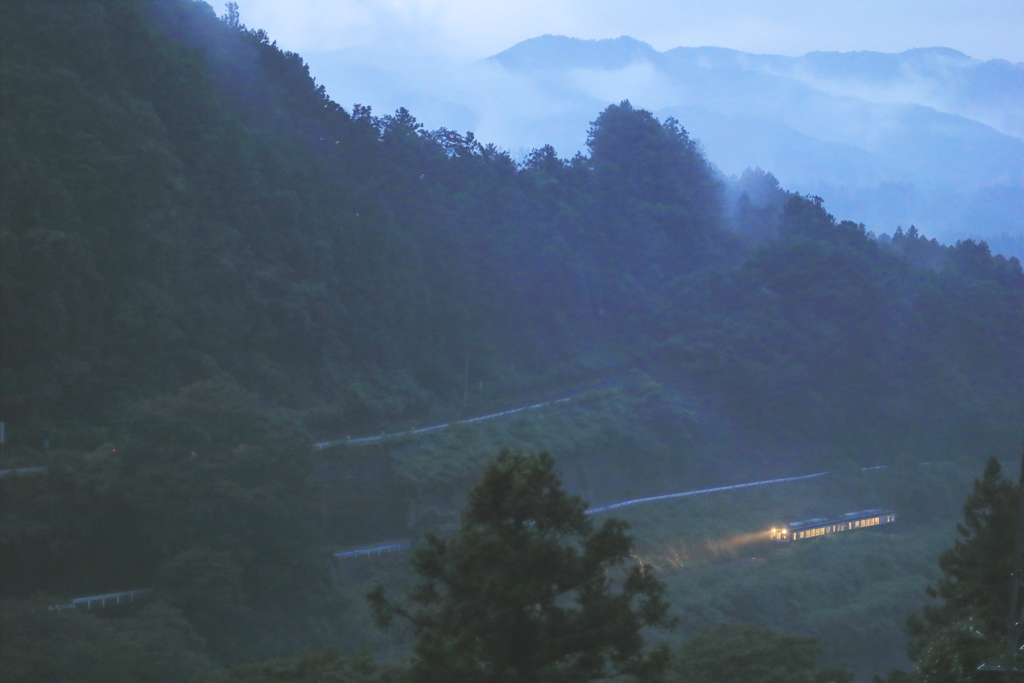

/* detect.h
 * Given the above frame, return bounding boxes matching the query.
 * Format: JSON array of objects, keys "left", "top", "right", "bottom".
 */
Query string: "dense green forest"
[
  {"left": 2, "top": 0, "right": 1020, "bottom": 456},
  {"left": 1, "top": 1, "right": 1022, "bottom": 681}
]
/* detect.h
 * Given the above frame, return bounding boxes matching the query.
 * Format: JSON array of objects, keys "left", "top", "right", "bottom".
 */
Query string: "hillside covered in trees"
[
  {"left": 3, "top": 0, "right": 1020, "bottom": 457},
  {"left": 1, "top": 1, "right": 1022, "bottom": 681}
]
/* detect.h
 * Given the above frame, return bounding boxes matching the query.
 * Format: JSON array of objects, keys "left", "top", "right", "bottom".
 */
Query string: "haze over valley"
[
  {"left": 1, "top": 2, "right": 1021, "bottom": 682},
  {"left": 306, "top": 35, "right": 1024, "bottom": 256}
]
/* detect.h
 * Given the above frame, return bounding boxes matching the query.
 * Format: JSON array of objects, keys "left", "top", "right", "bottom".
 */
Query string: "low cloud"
[{"left": 232, "top": 0, "right": 1024, "bottom": 62}]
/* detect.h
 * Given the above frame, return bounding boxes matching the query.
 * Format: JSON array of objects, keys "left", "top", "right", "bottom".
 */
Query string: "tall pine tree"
[
  {"left": 879, "top": 456, "right": 1021, "bottom": 683},
  {"left": 369, "top": 450, "right": 674, "bottom": 683}
]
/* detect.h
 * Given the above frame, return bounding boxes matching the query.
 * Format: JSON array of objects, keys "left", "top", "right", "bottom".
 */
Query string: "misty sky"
[{"left": 232, "top": 0, "right": 1023, "bottom": 63}]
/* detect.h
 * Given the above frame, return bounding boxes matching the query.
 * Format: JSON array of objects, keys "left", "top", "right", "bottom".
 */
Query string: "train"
[{"left": 770, "top": 508, "right": 896, "bottom": 541}]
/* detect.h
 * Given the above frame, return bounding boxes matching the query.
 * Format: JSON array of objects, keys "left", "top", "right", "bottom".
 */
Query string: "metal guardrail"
[
  {"left": 585, "top": 458, "right": 962, "bottom": 517},
  {"left": 313, "top": 398, "right": 572, "bottom": 450},
  {"left": 50, "top": 588, "right": 152, "bottom": 611},
  {"left": 585, "top": 471, "right": 831, "bottom": 514},
  {"left": 334, "top": 541, "right": 411, "bottom": 559},
  {"left": 0, "top": 466, "right": 48, "bottom": 478},
  {"left": 333, "top": 472, "right": 834, "bottom": 558}
]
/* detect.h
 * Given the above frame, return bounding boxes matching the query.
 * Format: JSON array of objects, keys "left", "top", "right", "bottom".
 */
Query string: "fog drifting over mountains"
[{"left": 303, "top": 35, "right": 1023, "bottom": 256}]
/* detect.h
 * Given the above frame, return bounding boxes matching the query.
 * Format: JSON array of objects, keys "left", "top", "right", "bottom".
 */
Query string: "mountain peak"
[
  {"left": 490, "top": 35, "right": 659, "bottom": 71},
  {"left": 899, "top": 46, "right": 972, "bottom": 61}
]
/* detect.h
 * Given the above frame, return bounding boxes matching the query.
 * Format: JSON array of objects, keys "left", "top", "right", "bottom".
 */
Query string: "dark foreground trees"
[
  {"left": 369, "top": 450, "right": 674, "bottom": 683},
  {"left": 0, "top": 598, "right": 212, "bottom": 683},
  {"left": 199, "top": 649, "right": 405, "bottom": 683},
  {"left": 0, "top": 380, "right": 326, "bottom": 669},
  {"left": 876, "top": 455, "right": 1022, "bottom": 683},
  {"left": 675, "top": 624, "right": 853, "bottom": 683}
]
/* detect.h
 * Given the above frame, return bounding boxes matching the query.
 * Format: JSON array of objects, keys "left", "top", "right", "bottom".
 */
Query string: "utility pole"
[{"left": 463, "top": 352, "right": 469, "bottom": 402}]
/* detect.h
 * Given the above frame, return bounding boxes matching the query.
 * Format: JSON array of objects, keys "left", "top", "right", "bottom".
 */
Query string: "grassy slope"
[
  {"left": 592, "top": 462, "right": 978, "bottom": 677},
  {"left": 330, "top": 402, "right": 987, "bottom": 678}
]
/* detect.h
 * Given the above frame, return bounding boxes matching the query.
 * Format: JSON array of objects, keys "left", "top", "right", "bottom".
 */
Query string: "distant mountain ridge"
[
  {"left": 491, "top": 35, "right": 1024, "bottom": 140},
  {"left": 491, "top": 35, "right": 659, "bottom": 72},
  {"left": 478, "top": 35, "right": 1024, "bottom": 249}
]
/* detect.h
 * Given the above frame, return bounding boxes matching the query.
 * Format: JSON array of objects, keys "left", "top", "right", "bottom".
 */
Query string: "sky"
[
  {"left": 229, "top": 0, "right": 1024, "bottom": 63},
  {"left": 213, "top": 0, "right": 1024, "bottom": 249}
]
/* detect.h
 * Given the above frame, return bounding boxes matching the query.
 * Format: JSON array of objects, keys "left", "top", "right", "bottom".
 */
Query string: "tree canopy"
[
  {"left": 0, "top": 380, "right": 325, "bottom": 663},
  {"left": 1, "top": 1, "right": 1023, "bottom": 681},
  {"left": 876, "top": 456, "right": 1022, "bottom": 683},
  {"left": 674, "top": 624, "right": 853, "bottom": 683},
  {"left": 369, "top": 450, "right": 674, "bottom": 683},
  {"left": 3, "top": 0, "right": 1017, "bottom": 465}
]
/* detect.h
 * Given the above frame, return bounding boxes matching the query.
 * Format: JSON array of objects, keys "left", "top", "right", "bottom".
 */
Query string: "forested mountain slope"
[
  {"left": 2, "top": 0, "right": 722, "bottom": 448},
  {"left": 2, "top": 0, "right": 1020, "bottom": 462},
  {"left": 2, "top": 1, "right": 1023, "bottom": 679},
  {"left": 490, "top": 36, "right": 1024, "bottom": 253}
]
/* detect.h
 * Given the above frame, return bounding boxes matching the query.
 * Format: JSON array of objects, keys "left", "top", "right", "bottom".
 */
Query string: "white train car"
[{"left": 770, "top": 509, "right": 896, "bottom": 541}]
